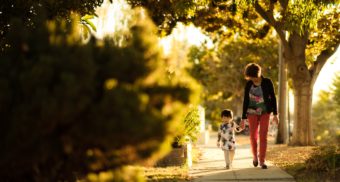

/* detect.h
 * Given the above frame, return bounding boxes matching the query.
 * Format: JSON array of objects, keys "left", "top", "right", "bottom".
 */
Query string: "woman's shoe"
[
  {"left": 261, "top": 164, "right": 268, "bottom": 169},
  {"left": 253, "top": 160, "right": 258, "bottom": 167}
]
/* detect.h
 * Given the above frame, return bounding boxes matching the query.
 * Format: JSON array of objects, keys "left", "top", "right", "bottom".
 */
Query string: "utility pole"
[{"left": 276, "top": 33, "right": 288, "bottom": 144}]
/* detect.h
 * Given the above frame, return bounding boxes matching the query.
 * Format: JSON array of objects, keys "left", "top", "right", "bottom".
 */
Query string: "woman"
[{"left": 240, "top": 63, "right": 279, "bottom": 169}]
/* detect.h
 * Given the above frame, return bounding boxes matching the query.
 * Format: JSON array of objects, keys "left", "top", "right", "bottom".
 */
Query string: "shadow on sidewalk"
[
  {"left": 191, "top": 166, "right": 295, "bottom": 182},
  {"left": 190, "top": 133, "right": 295, "bottom": 182}
]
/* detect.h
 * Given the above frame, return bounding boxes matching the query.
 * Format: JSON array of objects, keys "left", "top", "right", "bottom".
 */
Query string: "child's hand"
[
  {"left": 217, "top": 142, "right": 220, "bottom": 147},
  {"left": 235, "top": 126, "right": 243, "bottom": 132}
]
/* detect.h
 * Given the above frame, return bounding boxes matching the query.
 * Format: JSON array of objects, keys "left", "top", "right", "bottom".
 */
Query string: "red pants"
[{"left": 248, "top": 114, "right": 270, "bottom": 165}]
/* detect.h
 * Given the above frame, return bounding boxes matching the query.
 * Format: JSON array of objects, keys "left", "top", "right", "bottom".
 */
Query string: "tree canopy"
[
  {"left": 0, "top": 0, "right": 104, "bottom": 49},
  {"left": 128, "top": 0, "right": 340, "bottom": 145}
]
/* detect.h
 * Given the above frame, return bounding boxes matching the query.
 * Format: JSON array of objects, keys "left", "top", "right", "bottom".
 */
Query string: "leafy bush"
[
  {"left": 305, "top": 145, "right": 340, "bottom": 173},
  {"left": 174, "top": 106, "right": 201, "bottom": 145},
  {"left": 0, "top": 11, "right": 197, "bottom": 181},
  {"left": 86, "top": 166, "right": 145, "bottom": 182}
]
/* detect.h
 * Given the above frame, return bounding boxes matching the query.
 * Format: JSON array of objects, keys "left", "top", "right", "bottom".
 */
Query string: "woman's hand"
[
  {"left": 272, "top": 115, "right": 279, "bottom": 125},
  {"left": 240, "top": 119, "right": 247, "bottom": 129}
]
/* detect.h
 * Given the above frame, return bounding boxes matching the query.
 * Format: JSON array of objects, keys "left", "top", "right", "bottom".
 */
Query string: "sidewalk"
[{"left": 190, "top": 133, "right": 295, "bottom": 182}]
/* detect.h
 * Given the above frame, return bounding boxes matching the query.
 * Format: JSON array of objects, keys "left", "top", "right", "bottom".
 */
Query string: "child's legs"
[
  {"left": 259, "top": 113, "right": 270, "bottom": 165},
  {"left": 248, "top": 115, "right": 259, "bottom": 161},
  {"left": 223, "top": 150, "right": 230, "bottom": 165}
]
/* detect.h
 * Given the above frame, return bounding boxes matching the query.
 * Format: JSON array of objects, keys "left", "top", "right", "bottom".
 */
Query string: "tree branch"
[
  {"left": 269, "top": 0, "right": 275, "bottom": 13},
  {"left": 254, "top": 1, "right": 273, "bottom": 25},
  {"left": 254, "top": 1, "right": 288, "bottom": 48},
  {"left": 278, "top": 0, "right": 288, "bottom": 10},
  {"left": 311, "top": 43, "right": 340, "bottom": 85}
]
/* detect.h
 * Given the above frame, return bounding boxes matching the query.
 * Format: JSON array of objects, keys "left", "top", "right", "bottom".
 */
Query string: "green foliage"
[
  {"left": 285, "top": 0, "right": 320, "bottom": 35},
  {"left": 0, "top": 0, "right": 104, "bottom": 49},
  {"left": 177, "top": 107, "right": 201, "bottom": 144},
  {"left": 231, "top": 1, "right": 340, "bottom": 67},
  {"left": 133, "top": 0, "right": 339, "bottom": 69},
  {"left": 280, "top": 145, "right": 340, "bottom": 182},
  {"left": 127, "top": 0, "right": 209, "bottom": 35},
  {"left": 332, "top": 73, "right": 340, "bottom": 117},
  {"left": 143, "top": 166, "right": 189, "bottom": 181},
  {"left": 188, "top": 34, "right": 278, "bottom": 125},
  {"left": 87, "top": 166, "right": 145, "bottom": 182},
  {"left": 235, "top": 0, "right": 329, "bottom": 35},
  {"left": 306, "top": 5, "right": 339, "bottom": 66},
  {"left": 172, "top": 0, "right": 209, "bottom": 19},
  {"left": 332, "top": 72, "right": 340, "bottom": 140},
  {"left": 305, "top": 145, "right": 340, "bottom": 174},
  {"left": 81, "top": 14, "right": 97, "bottom": 40},
  {"left": 124, "top": 0, "right": 339, "bottom": 146},
  {"left": 0, "top": 9, "right": 197, "bottom": 181},
  {"left": 191, "top": 0, "right": 270, "bottom": 39},
  {"left": 128, "top": 0, "right": 339, "bottom": 65},
  {"left": 312, "top": 73, "right": 340, "bottom": 144}
]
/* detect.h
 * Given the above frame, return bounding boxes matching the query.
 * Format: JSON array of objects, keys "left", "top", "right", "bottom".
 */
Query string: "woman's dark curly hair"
[{"left": 244, "top": 63, "right": 261, "bottom": 78}]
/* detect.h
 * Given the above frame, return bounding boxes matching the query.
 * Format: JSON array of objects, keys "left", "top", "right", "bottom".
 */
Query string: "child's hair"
[
  {"left": 221, "top": 109, "right": 233, "bottom": 118},
  {"left": 244, "top": 63, "right": 261, "bottom": 78}
]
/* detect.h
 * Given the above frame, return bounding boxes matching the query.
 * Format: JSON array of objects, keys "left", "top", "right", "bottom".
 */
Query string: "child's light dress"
[{"left": 218, "top": 122, "right": 239, "bottom": 150}]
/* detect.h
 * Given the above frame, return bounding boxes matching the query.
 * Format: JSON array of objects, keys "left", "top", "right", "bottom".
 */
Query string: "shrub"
[
  {"left": 174, "top": 106, "right": 201, "bottom": 146},
  {"left": 0, "top": 11, "right": 197, "bottom": 181},
  {"left": 183, "top": 107, "right": 201, "bottom": 143},
  {"left": 305, "top": 145, "right": 340, "bottom": 173}
]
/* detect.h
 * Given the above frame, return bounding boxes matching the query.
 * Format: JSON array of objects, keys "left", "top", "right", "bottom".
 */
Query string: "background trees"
[
  {"left": 126, "top": 0, "right": 209, "bottom": 35},
  {"left": 312, "top": 73, "right": 340, "bottom": 144},
  {"left": 0, "top": 8, "right": 199, "bottom": 181},
  {"left": 200, "top": 0, "right": 340, "bottom": 146},
  {"left": 129, "top": 0, "right": 340, "bottom": 145},
  {"left": 1, "top": 1, "right": 338, "bottom": 180},
  {"left": 188, "top": 34, "right": 278, "bottom": 129}
]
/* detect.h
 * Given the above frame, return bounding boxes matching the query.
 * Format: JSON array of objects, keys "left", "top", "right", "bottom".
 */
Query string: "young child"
[{"left": 217, "top": 109, "right": 243, "bottom": 169}]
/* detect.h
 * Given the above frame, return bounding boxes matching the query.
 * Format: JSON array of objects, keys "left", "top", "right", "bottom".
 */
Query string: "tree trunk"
[
  {"left": 276, "top": 38, "right": 288, "bottom": 144},
  {"left": 290, "top": 83, "right": 314, "bottom": 145},
  {"left": 253, "top": 2, "right": 339, "bottom": 146},
  {"left": 285, "top": 33, "right": 315, "bottom": 146}
]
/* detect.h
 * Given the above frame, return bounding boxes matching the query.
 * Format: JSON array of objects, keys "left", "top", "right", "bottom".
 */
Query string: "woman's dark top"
[{"left": 242, "top": 76, "right": 278, "bottom": 119}]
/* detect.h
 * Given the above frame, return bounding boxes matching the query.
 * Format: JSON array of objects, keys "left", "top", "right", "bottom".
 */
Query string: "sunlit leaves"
[
  {"left": 312, "top": 73, "right": 340, "bottom": 144},
  {"left": 230, "top": 0, "right": 340, "bottom": 67},
  {"left": 176, "top": 106, "right": 201, "bottom": 145},
  {"left": 306, "top": 4, "right": 340, "bottom": 64},
  {"left": 172, "top": 0, "right": 208, "bottom": 18},
  {"left": 284, "top": 0, "right": 321, "bottom": 35},
  {"left": 0, "top": 0, "right": 104, "bottom": 49},
  {"left": 332, "top": 73, "right": 340, "bottom": 112},
  {"left": 127, "top": 0, "right": 209, "bottom": 35},
  {"left": 81, "top": 14, "right": 97, "bottom": 32}
]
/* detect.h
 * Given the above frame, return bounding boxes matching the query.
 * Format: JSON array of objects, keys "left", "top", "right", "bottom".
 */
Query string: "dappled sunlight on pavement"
[{"left": 190, "top": 133, "right": 295, "bottom": 182}]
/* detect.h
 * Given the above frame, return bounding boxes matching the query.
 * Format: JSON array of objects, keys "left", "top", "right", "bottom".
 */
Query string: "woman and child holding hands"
[{"left": 217, "top": 63, "right": 279, "bottom": 170}]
